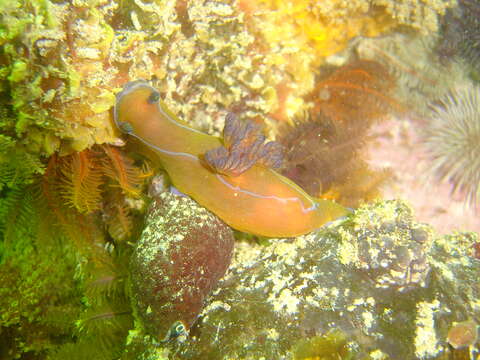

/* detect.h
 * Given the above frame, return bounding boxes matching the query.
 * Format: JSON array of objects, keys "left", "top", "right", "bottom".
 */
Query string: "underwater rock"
[
  {"left": 129, "top": 191, "right": 235, "bottom": 341},
  {"left": 437, "top": 0, "right": 480, "bottom": 74},
  {"left": 337, "top": 200, "right": 433, "bottom": 292},
  {"left": 166, "top": 200, "right": 480, "bottom": 360}
]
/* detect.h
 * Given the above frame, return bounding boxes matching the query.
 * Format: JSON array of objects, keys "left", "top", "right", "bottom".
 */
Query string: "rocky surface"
[{"left": 146, "top": 200, "right": 480, "bottom": 360}]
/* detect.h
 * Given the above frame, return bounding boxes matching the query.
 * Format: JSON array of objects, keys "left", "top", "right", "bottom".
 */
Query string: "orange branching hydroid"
[
  {"left": 279, "top": 116, "right": 357, "bottom": 197},
  {"left": 41, "top": 146, "right": 150, "bottom": 243},
  {"left": 102, "top": 145, "right": 149, "bottom": 197},
  {"left": 60, "top": 150, "right": 103, "bottom": 213},
  {"left": 51, "top": 145, "right": 151, "bottom": 215},
  {"left": 310, "top": 60, "right": 400, "bottom": 126},
  {"left": 41, "top": 154, "right": 105, "bottom": 255},
  {"left": 103, "top": 189, "right": 134, "bottom": 242}
]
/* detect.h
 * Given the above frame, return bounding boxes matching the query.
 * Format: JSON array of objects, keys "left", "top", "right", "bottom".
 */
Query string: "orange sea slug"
[{"left": 114, "top": 81, "right": 348, "bottom": 237}]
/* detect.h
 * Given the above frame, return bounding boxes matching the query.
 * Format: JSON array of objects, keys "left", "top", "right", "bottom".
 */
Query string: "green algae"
[
  {"left": 291, "top": 330, "right": 355, "bottom": 360},
  {"left": 0, "top": 212, "right": 82, "bottom": 358}
]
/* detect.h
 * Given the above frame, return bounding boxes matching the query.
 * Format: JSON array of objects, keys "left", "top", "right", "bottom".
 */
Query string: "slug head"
[{"left": 113, "top": 80, "right": 161, "bottom": 137}]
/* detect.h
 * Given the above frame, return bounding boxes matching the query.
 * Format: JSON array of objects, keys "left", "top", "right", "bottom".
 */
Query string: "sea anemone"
[{"left": 422, "top": 85, "right": 480, "bottom": 207}]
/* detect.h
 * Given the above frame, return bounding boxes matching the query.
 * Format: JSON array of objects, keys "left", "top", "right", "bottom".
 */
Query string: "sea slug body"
[{"left": 114, "top": 80, "right": 348, "bottom": 237}]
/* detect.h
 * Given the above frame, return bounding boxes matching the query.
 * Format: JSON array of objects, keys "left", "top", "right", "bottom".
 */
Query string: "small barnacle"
[
  {"left": 34, "top": 38, "right": 61, "bottom": 58},
  {"left": 161, "top": 320, "right": 189, "bottom": 343},
  {"left": 204, "top": 113, "right": 284, "bottom": 176},
  {"left": 473, "top": 242, "right": 480, "bottom": 260},
  {"left": 447, "top": 320, "right": 478, "bottom": 350}
]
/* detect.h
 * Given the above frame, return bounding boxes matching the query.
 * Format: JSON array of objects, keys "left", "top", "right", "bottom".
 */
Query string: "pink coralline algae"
[{"left": 129, "top": 191, "right": 235, "bottom": 341}]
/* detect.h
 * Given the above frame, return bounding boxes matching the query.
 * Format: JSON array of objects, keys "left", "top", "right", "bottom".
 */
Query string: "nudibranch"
[{"left": 114, "top": 80, "right": 349, "bottom": 237}]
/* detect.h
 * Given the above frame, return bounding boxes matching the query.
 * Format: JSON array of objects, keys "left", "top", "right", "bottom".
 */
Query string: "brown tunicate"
[{"left": 129, "top": 191, "right": 235, "bottom": 341}]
